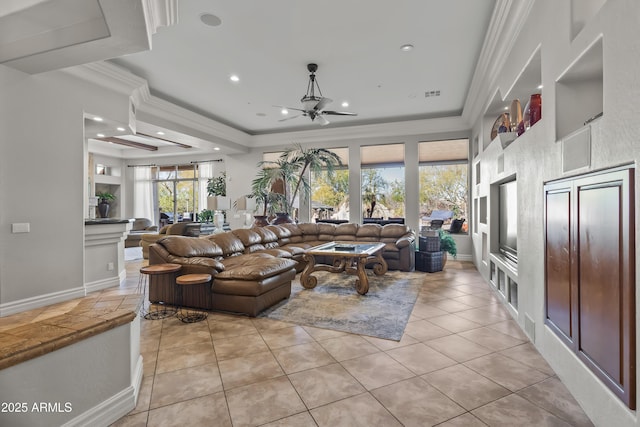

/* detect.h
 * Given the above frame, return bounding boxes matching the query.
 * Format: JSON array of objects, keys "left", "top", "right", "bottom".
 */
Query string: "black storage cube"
[
  {"left": 415, "top": 251, "right": 443, "bottom": 273},
  {"left": 419, "top": 236, "right": 441, "bottom": 252}
]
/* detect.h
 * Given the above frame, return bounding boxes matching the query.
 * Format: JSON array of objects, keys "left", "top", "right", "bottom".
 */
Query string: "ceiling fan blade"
[
  {"left": 314, "top": 97, "right": 332, "bottom": 111},
  {"left": 273, "top": 105, "right": 306, "bottom": 112},
  {"left": 317, "top": 115, "right": 330, "bottom": 126},
  {"left": 278, "top": 114, "right": 302, "bottom": 122},
  {"left": 322, "top": 110, "right": 358, "bottom": 116}
]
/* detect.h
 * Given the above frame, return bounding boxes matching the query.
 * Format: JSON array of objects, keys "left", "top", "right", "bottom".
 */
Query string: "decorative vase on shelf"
[
  {"left": 252, "top": 215, "right": 269, "bottom": 227},
  {"left": 529, "top": 93, "right": 542, "bottom": 127},
  {"left": 518, "top": 99, "right": 530, "bottom": 136},
  {"left": 97, "top": 202, "right": 110, "bottom": 218},
  {"left": 509, "top": 99, "right": 522, "bottom": 132},
  {"left": 271, "top": 212, "right": 294, "bottom": 225}
]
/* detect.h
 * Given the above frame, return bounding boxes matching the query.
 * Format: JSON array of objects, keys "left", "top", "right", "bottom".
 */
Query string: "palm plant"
[{"left": 254, "top": 144, "right": 342, "bottom": 216}]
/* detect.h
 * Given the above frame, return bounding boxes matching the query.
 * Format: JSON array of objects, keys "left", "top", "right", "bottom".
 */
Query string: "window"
[
  {"left": 361, "top": 144, "right": 405, "bottom": 219},
  {"left": 418, "top": 139, "right": 469, "bottom": 233},
  {"left": 310, "top": 148, "right": 349, "bottom": 221},
  {"left": 154, "top": 164, "right": 199, "bottom": 224}
]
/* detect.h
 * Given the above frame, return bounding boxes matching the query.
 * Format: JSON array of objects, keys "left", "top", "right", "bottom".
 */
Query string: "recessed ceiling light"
[
  {"left": 96, "top": 133, "right": 105, "bottom": 137},
  {"left": 537, "top": 84, "right": 543, "bottom": 89},
  {"left": 200, "top": 13, "right": 222, "bottom": 27},
  {"left": 214, "top": 147, "right": 221, "bottom": 151},
  {"left": 281, "top": 108, "right": 289, "bottom": 115},
  {"left": 156, "top": 131, "right": 165, "bottom": 135},
  {"left": 93, "top": 116, "right": 103, "bottom": 122},
  {"left": 230, "top": 74, "right": 240, "bottom": 82},
  {"left": 341, "top": 101, "right": 349, "bottom": 108},
  {"left": 504, "top": 107, "right": 509, "bottom": 110},
  {"left": 116, "top": 127, "right": 125, "bottom": 132},
  {"left": 400, "top": 44, "right": 414, "bottom": 52}
]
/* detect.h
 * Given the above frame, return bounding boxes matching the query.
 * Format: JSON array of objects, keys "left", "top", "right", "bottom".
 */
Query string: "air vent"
[{"left": 425, "top": 90, "right": 441, "bottom": 97}]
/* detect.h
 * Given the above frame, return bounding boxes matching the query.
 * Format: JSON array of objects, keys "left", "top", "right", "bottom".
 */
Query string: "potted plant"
[
  {"left": 199, "top": 209, "right": 214, "bottom": 223},
  {"left": 253, "top": 144, "right": 342, "bottom": 223},
  {"left": 438, "top": 230, "right": 457, "bottom": 268},
  {"left": 96, "top": 191, "right": 115, "bottom": 218},
  {"left": 246, "top": 171, "right": 287, "bottom": 226},
  {"left": 207, "top": 171, "right": 226, "bottom": 197}
]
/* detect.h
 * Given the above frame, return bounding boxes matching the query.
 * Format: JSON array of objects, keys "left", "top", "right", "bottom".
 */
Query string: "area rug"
[{"left": 258, "top": 270, "right": 425, "bottom": 341}]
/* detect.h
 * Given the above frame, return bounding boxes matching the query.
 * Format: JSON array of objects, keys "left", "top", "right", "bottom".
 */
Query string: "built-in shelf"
[
  {"left": 571, "top": 0, "right": 606, "bottom": 41},
  {"left": 473, "top": 198, "right": 479, "bottom": 234},
  {"left": 556, "top": 36, "right": 603, "bottom": 141},
  {"left": 483, "top": 48, "right": 542, "bottom": 151},
  {"left": 489, "top": 252, "right": 519, "bottom": 315},
  {"left": 479, "top": 196, "right": 487, "bottom": 224}
]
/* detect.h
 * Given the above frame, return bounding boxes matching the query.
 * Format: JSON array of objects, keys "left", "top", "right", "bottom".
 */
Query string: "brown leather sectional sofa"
[{"left": 148, "top": 222, "right": 415, "bottom": 316}]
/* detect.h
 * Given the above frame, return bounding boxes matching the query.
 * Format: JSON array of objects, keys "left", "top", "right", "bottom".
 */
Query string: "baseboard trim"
[
  {"left": 61, "top": 356, "right": 142, "bottom": 427},
  {"left": 0, "top": 287, "right": 85, "bottom": 317},
  {"left": 455, "top": 254, "right": 473, "bottom": 261},
  {"left": 84, "top": 276, "right": 120, "bottom": 293}
]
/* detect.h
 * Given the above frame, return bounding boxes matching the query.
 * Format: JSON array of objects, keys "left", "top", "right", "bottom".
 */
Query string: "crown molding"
[
  {"left": 462, "top": 0, "right": 535, "bottom": 125},
  {"left": 251, "top": 116, "right": 469, "bottom": 147},
  {"left": 63, "top": 61, "right": 148, "bottom": 95},
  {"left": 143, "top": 0, "right": 179, "bottom": 37}
]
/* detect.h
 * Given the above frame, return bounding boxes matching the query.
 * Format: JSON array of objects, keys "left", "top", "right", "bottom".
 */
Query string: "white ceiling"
[
  {"left": 111, "top": 0, "right": 496, "bottom": 135},
  {"left": 1, "top": 0, "right": 497, "bottom": 156}
]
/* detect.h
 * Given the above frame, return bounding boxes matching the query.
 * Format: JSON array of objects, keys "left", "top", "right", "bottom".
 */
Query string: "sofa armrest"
[{"left": 395, "top": 232, "right": 415, "bottom": 248}]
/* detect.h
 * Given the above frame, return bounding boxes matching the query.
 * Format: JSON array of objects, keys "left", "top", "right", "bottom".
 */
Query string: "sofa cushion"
[
  {"left": 232, "top": 229, "right": 267, "bottom": 253},
  {"left": 280, "top": 223, "right": 303, "bottom": 243},
  {"left": 217, "top": 255, "right": 296, "bottom": 281},
  {"left": 334, "top": 223, "right": 358, "bottom": 241},
  {"left": 381, "top": 224, "right": 411, "bottom": 238},
  {"left": 158, "top": 235, "right": 223, "bottom": 258},
  {"left": 131, "top": 218, "right": 154, "bottom": 231},
  {"left": 356, "top": 224, "right": 382, "bottom": 241},
  {"left": 253, "top": 227, "right": 280, "bottom": 249},
  {"left": 207, "top": 233, "right": 245, "bottom": 257}
]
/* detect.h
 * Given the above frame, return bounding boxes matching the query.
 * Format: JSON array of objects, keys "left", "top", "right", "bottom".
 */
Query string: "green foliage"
[
  {"left": 96, "top": 191, "right": 115, "bottom": 203},
  {"left": 362, "top": 169, "right": 388, "bottom": 217},
  {"left": 207, "top": 172, "right": 226, "bottom": 196},
  {"left": 419, "top": 164, "right": 467, "bottom": 218},
  {"left": 254, "top": 144, "right": 343, "bottom": 215},
  {"left": 311, "top": 169, "right": 349, "bottom": 207},
  {"left": 199, "top": 209, "right": 214, "bottom": 223},
  {"left": 438, "top": 230, "right": 457, "bottom": 258}
]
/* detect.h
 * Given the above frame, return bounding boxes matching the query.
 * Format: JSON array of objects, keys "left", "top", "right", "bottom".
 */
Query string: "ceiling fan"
[{"left": 276, "top": 63, "right": 357, "bottom": 126}]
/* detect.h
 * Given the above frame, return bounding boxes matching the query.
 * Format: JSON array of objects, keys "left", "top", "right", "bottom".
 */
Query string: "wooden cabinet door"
[
  {"left": 544, "top": 167, "right": 635, "bottom": 409},
  {"left": 544, "top": 184, "right": 575, "bottom": 348}
]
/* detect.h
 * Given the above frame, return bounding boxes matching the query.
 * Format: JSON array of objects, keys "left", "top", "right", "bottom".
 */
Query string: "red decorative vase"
[
  {"left": 529, "top": 93, "right": 542, "bottom": 127},
  {"left": 252, "top": 215, "right": 269, "bottom": 227},
  {"left": 271, "top": 212, "right": 294, "bottom": 225}
]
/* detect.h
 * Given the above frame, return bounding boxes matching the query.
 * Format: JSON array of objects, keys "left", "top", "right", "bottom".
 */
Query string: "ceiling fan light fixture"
[
  {"left": 400, "top": 44, "right": 414, "bottom": 52},
  {"left": 281, "top": 108, "right": 288, "bottom": 115},
  {"left": 341, "top": 101, "right": 349, "bottom": 107},
  {"left": 229, "top": 74, "right": 240, "bottom": 82}
]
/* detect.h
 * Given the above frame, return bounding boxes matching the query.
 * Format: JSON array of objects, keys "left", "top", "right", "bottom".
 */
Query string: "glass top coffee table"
[{"left": 300, "top": 241, "right": 388, "bottom": 295}]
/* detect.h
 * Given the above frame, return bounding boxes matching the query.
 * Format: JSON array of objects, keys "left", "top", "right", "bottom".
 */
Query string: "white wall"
[
  {"left": 469, "top": 0, "right": 640, "bottom": 424},
  {"left": 0, "top": 66, "right": 130, "bottom": 312}
]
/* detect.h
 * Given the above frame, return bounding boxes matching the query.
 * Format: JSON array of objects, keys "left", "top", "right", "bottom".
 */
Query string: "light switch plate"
[{"left": 12, "top": 223, "right": 30, "bottom": 233}]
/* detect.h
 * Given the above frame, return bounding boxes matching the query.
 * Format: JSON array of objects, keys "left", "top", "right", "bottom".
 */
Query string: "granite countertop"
[
  {"left": 0, "top": 291, "right": 142, "bottom": 370},
  {"left": 85, "top": 218, "right": 133, "bottom": 225}
]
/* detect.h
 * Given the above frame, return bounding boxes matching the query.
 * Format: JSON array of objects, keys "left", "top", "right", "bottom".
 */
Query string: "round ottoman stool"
[
  {"left": 137, "top": 263, "right": 181, "bottom": 320},
  {"left": 175, "top": 274, "right": 212, "bottom": 323}
]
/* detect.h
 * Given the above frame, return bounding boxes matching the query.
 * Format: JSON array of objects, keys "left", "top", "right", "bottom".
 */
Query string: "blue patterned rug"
[{"left": 258, "top": 270, "right": 425, "bottom": 341}]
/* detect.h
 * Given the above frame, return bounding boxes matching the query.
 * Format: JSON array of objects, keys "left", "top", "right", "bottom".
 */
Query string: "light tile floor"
[{"left": 111, "top": 256, "right": 594, "bottom": 427}]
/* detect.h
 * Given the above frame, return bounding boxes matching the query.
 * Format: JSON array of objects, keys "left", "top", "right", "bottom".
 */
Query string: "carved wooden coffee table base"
[{"left": 300, "top": 242, "right": 387, "bottom": 295}]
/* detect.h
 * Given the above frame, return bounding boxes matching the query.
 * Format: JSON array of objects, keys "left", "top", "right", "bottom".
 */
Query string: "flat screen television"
[{"left": 499, "top": 180, "right": 518, "bottom": 264}]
